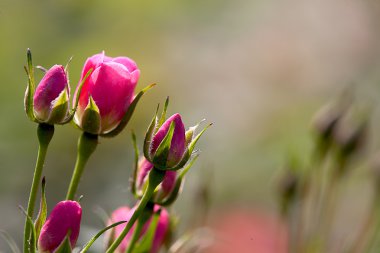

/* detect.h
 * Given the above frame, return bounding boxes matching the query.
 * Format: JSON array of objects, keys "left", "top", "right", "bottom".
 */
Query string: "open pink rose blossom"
[{"left": 74, "top": 51, "right": 140, "bottom": 134}]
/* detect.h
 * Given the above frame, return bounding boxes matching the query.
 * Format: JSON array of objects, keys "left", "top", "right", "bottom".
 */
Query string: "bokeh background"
[{"left": 1, "top": 0, "right": 380, "bottom": 251}]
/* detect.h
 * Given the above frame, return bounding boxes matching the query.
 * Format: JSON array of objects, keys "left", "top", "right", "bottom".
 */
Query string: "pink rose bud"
[
  {"left": 33, "top": 65, "right": 70, "bottom": 124},
  {"left": 144, "top": 98, "right": 211, "bottom": 171},
  {"left": 38, "top": 201, "right": 82, "bottom": 253},
  {"left": 150, "top": 113, "right": 186, "bottom": 168},
  {"left": 74, "top": 51, "right": 140, "bottom": 135},
  {"left": 107, "top": 205, "right": 170, "bottom": 253},
  {"left": 136, "top": 157, "right": 177, "bottom": 200}
]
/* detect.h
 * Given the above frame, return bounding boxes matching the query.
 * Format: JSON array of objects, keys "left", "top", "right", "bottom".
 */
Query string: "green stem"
[
  {"left": 66, "top": 132, "right": 98, "bottom": 200},
  {"left": 126, "top": 205, "right": 153, "bottom": 253},
  {"left": 106, "top": 168, "right": 165, "bottom": 253},
  {"left": 23, "top": 124, "right": 54, "bottom": 253}
]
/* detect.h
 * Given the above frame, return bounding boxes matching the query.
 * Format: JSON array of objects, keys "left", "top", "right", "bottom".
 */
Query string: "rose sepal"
[
  {"left": 152, "top": 121, "right": 175, "bottom": 170},
  {"left": 100, "top": 83, "right": 156, "bottom": 138},
  {"left": 171, "top": 122, "right": 212, "bottom": 171},
  {"left": 54, "top": 232, "right": 72, "bottom": 253},
  {"left": 24, "top": 48, "right": 37, "bottom": 122},
  {"left": 80, "top": 96, "right": 101, "bottom": 135},
  {"left": 59, "top": 68, "right": 93, "bottom": 125},
  {"left": 144, "top": 105, "right": 160, "bottom": 162},
  {"left": 45, "top": 89, "right": 69, "bottom": 124},
  {"left": 155, "top": 155, "right": 199, "bottom": 206}
]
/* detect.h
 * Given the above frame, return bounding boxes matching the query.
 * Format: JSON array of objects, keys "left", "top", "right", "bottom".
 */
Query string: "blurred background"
[{"left": 1, "top": 0, "right": 380, "bottom": 251}]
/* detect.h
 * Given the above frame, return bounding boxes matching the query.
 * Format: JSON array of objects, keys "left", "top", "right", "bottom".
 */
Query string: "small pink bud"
[
  {"left": 74, "top": 52, "right": 140, "bottom": 134},
  {"left": 38, "top": 201, "right": 82, "bottom": 253},
  {"left": 137, "top": 157, "right": 177, "bottom": 198},
  {"left": 33, "top": 65, "right": 69, "bottom": 124},
  {"left": 107, "top": 205, "right": 169, "bottom": 253},
  {"left": 151, "top": 113, "right": 186, "bottom": 167}
]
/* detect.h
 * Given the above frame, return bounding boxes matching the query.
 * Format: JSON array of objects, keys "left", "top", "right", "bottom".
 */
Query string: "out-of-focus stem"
[
  {"left": 106, "top": 168, "right": 165, "bottom": 253},
  {"left": 294, "top": 147, "right": 326, "bottom": 253},
  {"left": 126, "top": 206, "right": 153, "bottom": 253},
  {"left": 350, "top": 197, "right": 380, "bottom": 253},
  {"left": 362, "top": 198, "right": 380, "bottom": 253},
  {"left": 23, "top": 124, "right": 54, "bottom": 253}
]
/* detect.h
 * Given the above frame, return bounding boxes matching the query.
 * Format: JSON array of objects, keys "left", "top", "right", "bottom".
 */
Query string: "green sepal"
[
  {"left": 131, "top": 130, "right": 139, "bottom": 198},
  {"left": 0, "top": 230, "right": 21, "bottom": 253},
  {"left": 48, "top": 89, "right": 69, "bottom": 124},
  {"left": 185, "top": 119, "right": 205, "bottom": 147},
  {"left": 36, "top": 66, "right": 48, "bottom": 73},
  {"left": 101, "top": 83, "right": 156, "bottom": 138},
  {"left": 172, "top": 123, "right": 212, "bottom": 170},
  {"left": 158, "top": 97, "right": 169, "bottom": 128},
  {"left": 79, "top": 221, "right": 127, "bottom": 253},
  {"left": 152, "top": 121, "right": 175, "bottom": 170},
  {"left": 24, "top": 49, "right": 37, "bottom": 122},
  {"left": 20, "top": 206, "right": 36, "bottom": 253},
  {"left": 34, "top": 177, "right": 47, "bottom": 240},
  {"left": 157, "top": 155, "right": 199, "bottom": 206},
  {"left": 64, "top": 56, "right": 74, "bottom": 74},
  {"left": 61, "top": 68, "right": 93, "bottom": 124},
  {"left": 144, "top": 105, "right": 160, "bottom": 162},
  {"left": 81, "top": 96, "right": 101, "bottom": 135},
  {"left": 54, "top": 232, "right": 72, "bottom": 253},
  {"left": 133, "top": 210, "right": 161, "bottom": 253}
]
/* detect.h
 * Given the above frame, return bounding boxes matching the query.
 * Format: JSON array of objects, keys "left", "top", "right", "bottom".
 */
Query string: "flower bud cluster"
[{"left": 22, "top": 50, "right": 210, "bottom": 253}]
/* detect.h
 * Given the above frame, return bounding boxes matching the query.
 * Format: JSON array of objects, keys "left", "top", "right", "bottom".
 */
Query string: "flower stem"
[
  {"left": 23, "top": 124, "right": 54, "bottom": 253},
  {"left": 66, "top": 132, "right": 98, "bottom": 200},
  {"left": 126, "top": 204, "right": 154, "bottom": 253},
  {"left": 106, "top": 168, "right": 165, "bottom": 253}
]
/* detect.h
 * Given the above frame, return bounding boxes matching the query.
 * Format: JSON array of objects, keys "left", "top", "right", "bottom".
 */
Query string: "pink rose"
[
  {"left": 107, "top": 205, "right": 169, "bottom": 253},
  {"left": 74, "top": 51, "right": 140, "bottom": 134},
  {"left": 33, "top": 65, "right": 69, "bottom": 124},
  {"left": 38, "top": 201, "right": 82, "bottom": 252}
]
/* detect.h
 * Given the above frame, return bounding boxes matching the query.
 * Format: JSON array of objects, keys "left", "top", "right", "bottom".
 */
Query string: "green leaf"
[
  {"left": 54, "top": 233, "right": 72, "bottom": 253},
  {"left": 19, "top": 206, "right": 36, "bottom": 253},
  {"left": 34, "top": 177, "right": 47, "bottom": 241},
  {"left": 49, "top": 89, "right": 69, "bottom": 124},
  {"left": 81, "top": 96, "right": 101, "bottom": 134},
  {"left": 173, "top": 123, "right": 212, "bottom": 170},
  {"left": 158, "top": 96, "right": 169, "bottom": 128},
  {"left": 131, "top": 130, "right": 140, "bottom": 197},
  {"left": 61, "top": 68, "right": 93, "bottom": 124},
  {"left": 144, "top": 105, "right": 160, "bottom": 162},
  {"left": 101, "top": 83, "right": 156, "bottom": 138},
  {"left": 80, "top": 221, "right": 127, "bottom": 253},
  {"left": 133, "top": 211, "right": 161, "bottom": 253},
  {"left": 152, "top": 121, "right": 175, "bottom": 169},
  {"left": 0, "top": 230, "right": 21, "bottom": 253}
]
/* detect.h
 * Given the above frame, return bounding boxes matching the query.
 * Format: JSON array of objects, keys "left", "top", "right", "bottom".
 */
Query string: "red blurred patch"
[{"left": 205, "top": 209, "right": 288, "bottom": 253}]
